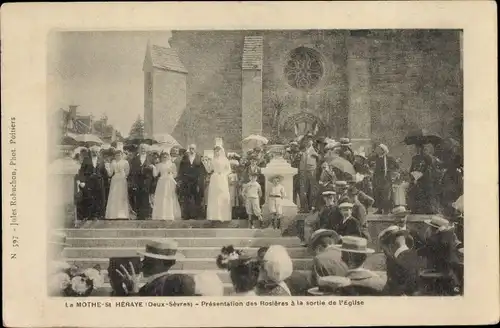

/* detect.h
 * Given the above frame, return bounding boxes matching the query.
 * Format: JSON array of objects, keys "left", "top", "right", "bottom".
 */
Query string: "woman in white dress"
[
  {"left": 152, "top": 151, "right": 181, "bottom": 221},
  {"left": 206, "top": 146, "right": 232, "bottom": 222},
  {"left": 105, "top": 150, "right": 130, "bottom": 219}
]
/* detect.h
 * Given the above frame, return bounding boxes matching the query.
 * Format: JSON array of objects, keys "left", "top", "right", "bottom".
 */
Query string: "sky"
[{"left": 48, "top": 30, "right": 172, "bottom": 136}]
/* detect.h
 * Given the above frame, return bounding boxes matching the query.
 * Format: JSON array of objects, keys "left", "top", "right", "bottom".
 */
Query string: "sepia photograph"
[
  {"left": 2, "top": 2, "right": 497, "bottom": 327},
  {"left": 47, "top": 29, "right": 464, "bottom": 298}
]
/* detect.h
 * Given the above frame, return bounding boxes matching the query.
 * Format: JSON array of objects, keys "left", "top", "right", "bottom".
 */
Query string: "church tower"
[{"left": 143, "top": 40, "right": 188, "bottom": 138}]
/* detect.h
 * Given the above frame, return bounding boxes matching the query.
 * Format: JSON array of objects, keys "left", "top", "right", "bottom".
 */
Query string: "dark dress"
[
  {"left": 77, "top": 157, "right": 108, "bottom": 219},
  {"left": 407, "top": 153, "right": 440, "bottom": 214},
  {"left": 128, "top": 155, "right": 155, "bottom": 220}
]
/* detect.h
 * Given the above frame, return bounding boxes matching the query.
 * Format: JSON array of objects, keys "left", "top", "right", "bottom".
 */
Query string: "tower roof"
[
  {"left": 148, "top": 44, "right": 187, "bottom": 74},
  {"left": 242, "top": 36, "right": 263, "bottom": 70}
]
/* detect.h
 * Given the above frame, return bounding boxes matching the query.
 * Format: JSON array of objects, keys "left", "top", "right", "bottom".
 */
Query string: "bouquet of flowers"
[
  {"left": 48, "top": 262, "right": 106, "bottom": 297},
  {"left": 216, "top": 245, "right": 243, "bottom": 270}
]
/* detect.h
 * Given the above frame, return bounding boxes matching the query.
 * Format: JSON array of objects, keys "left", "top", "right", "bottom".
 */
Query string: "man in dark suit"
[
  {"left": 370, "top": 144, "right": 399, "bottom": 214},
  {"left": 178, "top": 144, "right": 206, "bottom": 219},
  {"left": 128, "top": 144, "right": 155, "bottom": 220},
  {"left": 378, "top": 225, "right": 425, "bottom": 296},
  {"left": 77, "top": 145, "right": 108, "bottom": 220}
]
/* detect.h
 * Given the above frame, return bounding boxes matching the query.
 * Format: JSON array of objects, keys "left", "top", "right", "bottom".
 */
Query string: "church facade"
[{"left": 143, "top": 30, "right": 462, "bottom": 162}]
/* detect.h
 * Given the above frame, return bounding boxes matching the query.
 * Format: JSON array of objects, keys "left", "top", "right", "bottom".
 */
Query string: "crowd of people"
[
  {"left": 50, "top": 204, "right": 464, "bottom": 297},
  {"left": 72, "top": 133, "right": 463, "bottom": 226}
]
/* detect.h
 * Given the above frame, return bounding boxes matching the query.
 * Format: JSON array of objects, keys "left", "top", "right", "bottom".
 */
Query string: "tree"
[{"left": 128, "top": 115, "right": 145, "bottom": 139}]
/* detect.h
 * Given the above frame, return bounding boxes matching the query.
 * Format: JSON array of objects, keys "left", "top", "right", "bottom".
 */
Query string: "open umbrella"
[
  {"left": 242, "top": 135, "right": 268, "bottom": 150},
  {"left": 70, "top": 134, "right": 104, "bottom": 147},
  {"left": 329, "top": 157, "right": 356, "bottom": 177},
  {"left": 153, "top": 133, "right": 181, "bottom": 148},
  {"left": 404, "top": 129, "right": 442, "bottom": 145},
  {"left": 125, "top": 137, "right": 157, "bottom": 146}
]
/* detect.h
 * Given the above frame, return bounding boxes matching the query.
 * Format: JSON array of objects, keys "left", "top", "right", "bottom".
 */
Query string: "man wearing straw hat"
[
  {"left": 378, "top": 225, "right": 424, "bottom": 296},
  {"left": 77, "top": 145, "right": 108, "bottom": 220},
  {"left": 309, "top": 229, "right": 348, "bottom": 287},
  {"left": 333, "top": 236, "right": 386, "bottom": 295},
  {"left": 115, "top": 239, "right": 187, "bottom": 296}
]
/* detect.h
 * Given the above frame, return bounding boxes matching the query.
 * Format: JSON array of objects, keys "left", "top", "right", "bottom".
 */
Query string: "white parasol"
[
  {"left": 153, "top": 133, "right": 181, "bottom": 148},
  {"left": 242, "top": 134, "right": 268, "bottom": 151},
  {"left": 72, "top": 134, "right": 104, "bottom": 146}
]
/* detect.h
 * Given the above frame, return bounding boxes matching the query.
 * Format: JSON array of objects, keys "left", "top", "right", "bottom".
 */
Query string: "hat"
[
  {"left": 309, "top": 229, "right": 341, "bottom": 250},
  {"left": 333, "top": 236, "right": 375, "bottom": 254},
  {"left": 325, "top": 142, "right": 341, "bottom": 150},
  {"left": 391, "top": 206, "right": 411, "bottom": 217},
  {"left": 49, "top": 231, "right": 70, "bottom": 247},
  {"left": 308, "top": 276, "right": 351, "bottom": 296},
  {"left": 322, "top": 190, "right": 336, "bottom": 197},
  {"left": 339, "top": 138, "right": 351, "bottom": 146},
  {"left": 338, "top": 201, "right": 354, "bottom": 209},
  {"left": 424, "top": 216, "right": 451, "bottom": 230},
  {"left": 377, "top": 143, "right": 389, "bottom": 154},
  {"left": 377, "top": 225, "right": 414, "bottom": 248},
  {"left": 290, "top": 141, "right": 299, "bottom": 146},
  {"left": 268, "top": 174, "right": 284, "bottom": 183},
  {"left": 335, "top": 181, "right": 348, "bottom": 187},
  {"left": 137, "top": 239, "right": 185, "bottom": 260}
]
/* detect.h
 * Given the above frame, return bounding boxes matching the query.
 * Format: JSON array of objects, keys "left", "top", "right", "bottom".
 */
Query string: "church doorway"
[{"left": 281, "top": 112, "right": 325, "bottom": 141}]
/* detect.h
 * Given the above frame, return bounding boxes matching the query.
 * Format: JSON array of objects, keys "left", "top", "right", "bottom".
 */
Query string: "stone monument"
[{"left": 261, "top": 145, "right": 298, "bottom": 232}]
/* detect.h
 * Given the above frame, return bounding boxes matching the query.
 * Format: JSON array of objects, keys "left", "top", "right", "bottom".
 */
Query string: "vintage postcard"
[{"left": 1, "top": 1, "right": 498, "bottom": 327}]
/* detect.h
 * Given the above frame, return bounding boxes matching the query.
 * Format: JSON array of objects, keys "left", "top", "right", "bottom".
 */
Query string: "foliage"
[{"left": 128, "top": 115, "right": 145, "bottom": 139}]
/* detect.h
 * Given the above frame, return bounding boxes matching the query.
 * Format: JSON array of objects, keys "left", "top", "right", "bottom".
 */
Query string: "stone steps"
[
  {"left": 60, "top": 228, "right": 282, "bottom": 238},
  {"left": 78, "top": 220, "right": 253, "bottom": 229},
  {"left": 65, "top": 236, "right": 302, "bottom": 248},
  {"left": 63, "top": 246, "right": 310, "bottom": 259}
]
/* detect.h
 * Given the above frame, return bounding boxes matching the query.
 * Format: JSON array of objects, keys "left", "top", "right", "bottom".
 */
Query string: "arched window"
[{"left": 284, "top": 47, "right": 324, "bottom": 91}]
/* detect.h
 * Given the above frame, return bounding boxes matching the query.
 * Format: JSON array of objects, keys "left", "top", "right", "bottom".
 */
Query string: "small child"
[
  {"left": 267, "top": 175, "right": 286, "bottom": 230},
  {"left": 242, "top": 173, "right": 263, "bottom": 229}
]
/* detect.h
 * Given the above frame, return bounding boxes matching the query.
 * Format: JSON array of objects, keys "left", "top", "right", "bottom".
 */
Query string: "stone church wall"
[{"left": 169, "top": 30, "right": 462, "bottom": 164}]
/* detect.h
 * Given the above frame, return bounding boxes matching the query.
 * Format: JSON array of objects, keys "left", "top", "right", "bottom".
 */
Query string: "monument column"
[
  {"left": 242, "top": 36, "right": 264, "bottom": 139},
  {"left": 345, "top": 33, "right": 372, "bottom": 152}
]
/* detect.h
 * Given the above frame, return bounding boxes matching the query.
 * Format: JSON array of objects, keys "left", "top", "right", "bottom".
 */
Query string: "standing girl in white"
[
  {"left": 206, "top": 146, "right": 232, "bottom": 222},
  {"left": 152, "top": 151, "right": 181, "bottom": 220},
  {"left": 105, "top": 150, "right": 130, "bottom": 219}
]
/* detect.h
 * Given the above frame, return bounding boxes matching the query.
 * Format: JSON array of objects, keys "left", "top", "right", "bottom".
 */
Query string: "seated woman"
[{"left": 228, "top": 256, "right": 260, "bottom": 296}]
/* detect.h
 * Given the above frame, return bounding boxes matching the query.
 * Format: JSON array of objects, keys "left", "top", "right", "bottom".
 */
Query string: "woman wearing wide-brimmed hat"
[{"left": 333, "top": 236, "right": 386, "bottom": 296}]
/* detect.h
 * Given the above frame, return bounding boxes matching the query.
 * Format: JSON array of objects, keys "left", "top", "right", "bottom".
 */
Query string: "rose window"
[{"left": 284, "top": 47, "right": 324, "bottom": 90}]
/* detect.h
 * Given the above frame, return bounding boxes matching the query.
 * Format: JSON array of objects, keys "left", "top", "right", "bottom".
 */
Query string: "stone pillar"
[
  {"left": 242, "top": 36, "right": 264, "bottom": 139},
  {"left": 261, "top": 146, "right": 298, "bottom": 232},
  {"left": 49, "top": 150, "right": 80, "bottom": 230},
  {"left": 346, "top": 35, "right": 372, "bottom": 152}
]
